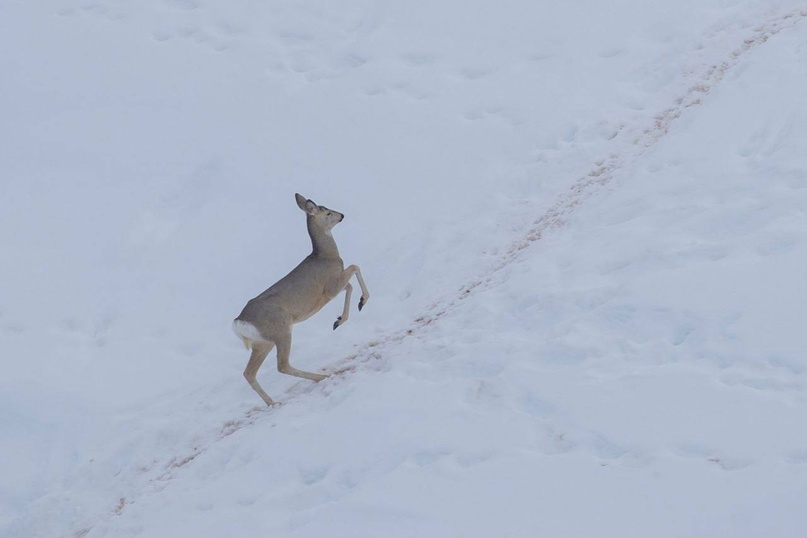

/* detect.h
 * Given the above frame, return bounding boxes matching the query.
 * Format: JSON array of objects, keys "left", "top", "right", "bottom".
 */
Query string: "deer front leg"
[
  {"left": 330, "top": 265, "right": 370, "bottom": 330},
  {"left": 336, "top": 264, "right": 370, "bottom": 309},
  {"left": 333, "top": 282, "right": 353, "bottom": 330},
  {"left": 350, "top": 265, "right": 370, "bottom": 311}
]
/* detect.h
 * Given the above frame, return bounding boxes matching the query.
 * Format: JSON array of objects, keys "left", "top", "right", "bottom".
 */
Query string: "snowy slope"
[{"left": 2, "top": 1, "right": 807, "bottom": 537}]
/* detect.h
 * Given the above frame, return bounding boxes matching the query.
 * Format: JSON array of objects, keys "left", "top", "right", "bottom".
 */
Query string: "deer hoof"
[
  {"left": 333, "top": 317, "right": 342, "bottom": 330},
  {"left": 359, "top": 296, "right": 368, "bottom": 311}
]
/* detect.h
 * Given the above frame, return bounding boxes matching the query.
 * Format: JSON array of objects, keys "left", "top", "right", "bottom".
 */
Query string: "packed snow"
[{"left": 2, "top": 1, "right": 806, "bottom": 537}]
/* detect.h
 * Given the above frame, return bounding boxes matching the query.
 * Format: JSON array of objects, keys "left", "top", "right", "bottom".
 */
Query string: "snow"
[{"left": 2, "top": 0, "right": 807, "bottom": 537}]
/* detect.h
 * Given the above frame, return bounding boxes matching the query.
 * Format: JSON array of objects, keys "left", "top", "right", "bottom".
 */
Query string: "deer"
[{"left": 232, "top": 193, "right": 370, "bottom": 406}]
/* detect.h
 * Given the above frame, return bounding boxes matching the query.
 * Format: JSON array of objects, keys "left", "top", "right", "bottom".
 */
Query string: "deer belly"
[{"left": 292, "top": 294, "right": 332, "bottom": 324}]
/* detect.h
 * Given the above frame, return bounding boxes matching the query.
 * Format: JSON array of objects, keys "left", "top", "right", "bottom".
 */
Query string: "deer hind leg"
[
  {"left": 333, "top": 282, "right": 353, "bottom": 330},
  {"left": 244, "top": 342, "right": 276, "bottom": 406},
  {"left": 275, "top": 331, "right": 328, "bottom": 382}
]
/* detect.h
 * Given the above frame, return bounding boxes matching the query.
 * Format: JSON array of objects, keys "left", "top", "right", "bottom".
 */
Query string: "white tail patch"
[{"left": 232, "top": 320, "right": 266, "bottom": 349}]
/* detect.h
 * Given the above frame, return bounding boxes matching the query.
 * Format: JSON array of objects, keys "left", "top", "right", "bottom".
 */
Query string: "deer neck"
[{"left": 308, "top": 218, "right": 341, "bottom": 259}]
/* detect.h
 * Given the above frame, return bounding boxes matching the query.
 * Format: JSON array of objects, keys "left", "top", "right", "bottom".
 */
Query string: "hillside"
[{"left": 2, "top": 1, "right": 807, "bottom": 537}]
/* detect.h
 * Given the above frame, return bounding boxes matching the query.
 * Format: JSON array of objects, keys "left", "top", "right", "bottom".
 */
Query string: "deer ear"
[{"left": 295, "top": 193, "right": 318, "bottom": 214}]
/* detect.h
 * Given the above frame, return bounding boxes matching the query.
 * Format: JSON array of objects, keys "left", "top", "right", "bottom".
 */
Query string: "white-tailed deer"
[{"left": 232, "top": 193, "right": 370, "bottom": 406}]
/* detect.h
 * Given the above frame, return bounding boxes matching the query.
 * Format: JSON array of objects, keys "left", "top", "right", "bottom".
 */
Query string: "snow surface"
[{"left": 2, "top": 1, "right": 807, "bottom": 537}]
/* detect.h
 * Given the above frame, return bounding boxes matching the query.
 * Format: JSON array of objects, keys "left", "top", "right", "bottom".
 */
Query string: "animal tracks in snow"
[
  {"left": 672, "top": 445, "right": 753, "bottom": 472},
  {"left": 57, "top": 1, "right": 125, "bottom": 22}
]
